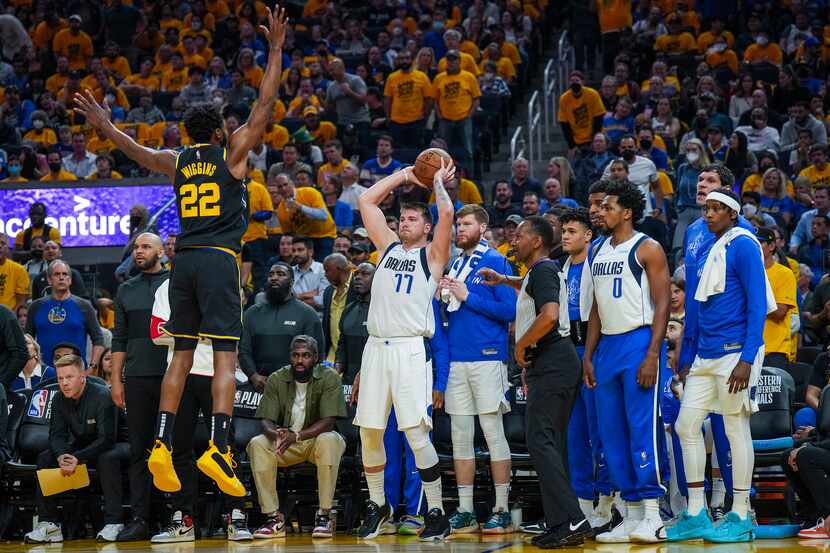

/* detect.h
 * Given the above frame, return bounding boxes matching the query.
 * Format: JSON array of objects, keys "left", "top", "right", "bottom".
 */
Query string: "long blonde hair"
[
  {"left": 762, "top": 167, "right": 788, "bottom": 199},
  {"left": 684, "top": 138, "right": 711, "bottom": 167},
  {"left": 548, "top": 156, "right": 573, "bottom": 197}
]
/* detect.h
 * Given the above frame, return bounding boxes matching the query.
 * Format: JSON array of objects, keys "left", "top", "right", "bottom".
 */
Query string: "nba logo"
[{"left": 28, "top": 390, "right": 49, "bottom": 418}]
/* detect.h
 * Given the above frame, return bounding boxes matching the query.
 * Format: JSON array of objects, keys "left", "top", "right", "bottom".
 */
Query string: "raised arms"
[
  {"left": 427, "top": 160, "right": 456, "bottom": 277},
  {"left": 358, "top": 169, "right": 410, "bottom": 254}
]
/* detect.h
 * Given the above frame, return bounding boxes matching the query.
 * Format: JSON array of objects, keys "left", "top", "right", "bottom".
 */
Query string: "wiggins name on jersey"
[{"left": 173, "top": 144, "right": 249, "bottom": 253}]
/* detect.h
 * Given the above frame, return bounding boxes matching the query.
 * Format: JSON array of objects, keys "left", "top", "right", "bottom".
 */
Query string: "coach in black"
[
  {"left": 335, "top": 262, "right": 374, "bottom": 387},
  {"left": 480, "top": 216, "right": 589, "bottom": 548},
  {"left": 110, "top": 233, "right": 170, "bottom": 541}
]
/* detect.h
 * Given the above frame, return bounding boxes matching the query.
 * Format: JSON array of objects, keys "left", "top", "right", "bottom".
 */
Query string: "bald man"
[
  {"left": 322, "top": 253, "right": 355, "bottom": 363},
  {"left": 110, "top": 233, "right": 172, "bottom": 541}
]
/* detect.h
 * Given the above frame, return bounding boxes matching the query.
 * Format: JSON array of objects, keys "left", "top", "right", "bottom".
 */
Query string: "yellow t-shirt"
[
  {"left": 103, "top": 56, "right": 132, "bottom": 78},
  {"left": 437, "top": 52, "right": 481, "bottom": 76},
  {"left": 162, "top": 69, "right": 189, "bottom": 92},
  {"left": 433, "top": 70, "right": 481, "bottom": 122},
  {"left": 799, "top": 164, "right": 830, "bottom": 188},
  {"left": 697, "top": 30, "right": 735, "bottom": 51},
  {"left": 242, "top": 180, "right": 274, "bottom": 243},
  {"left": 460, "top": 40, "right": 481, "bottom": 61},
  {"left": 557, "top": 86, "right": 606, "bottom": 146},
  {"left": 13, "top": 226, "right": 61, "bottom": 249},
  {"left": 46, "top": 73, "right": 69, "bottom": 96},
  {"left": 496, "top": 242, "right": 527, "bottom": 277},
  {"left": 657, "top": 171, "right": 674, "bottom": 196},
  {"left": 276, "top": 187, "right": 337, "bottom": 239},
  {"left": 479, "top": 57, "right": 517, "bottom": 81},
  {"left": 87, "top": 136, "right": 117, "bottom": 153},
  {"left": 52, "top": 29, "right": 93, "bottom": 70},
  {"left": 122, "top": 73, "right": 161, "bottom": 92},
  {"left": 0, "top": 259, "right": 29, "bottom": 310},
  {"left": 40, "top": 170, "right": 77, "bottom": 181},
  {"left": 317, "top": 158, "right": 350, "bottom": 187},
  {"left": 23, "top": 128, "right": 57, "bottom": 147},
  {"left": 597, "top": 0, "right": 632, "bottom": 33},
  {"left": 287, "top": 94, "right": 322, "bottom": 115},
  {"left": 429, "top": 178, "right": 483, "bottom": 205},
  {"left": 263, "top": 124, "right": 289, "bottom": 150},
  {"left": 763, "top": 262, "right": 797, "bottom": 355},
  {"left": 310, "top": 121, "right": 337, "bottom": 145},
  {"left": 244, "top": 66, "right": 264, "bottom": 88},
  {"left": 705, "top": 50, "right": 739, "bottom": 74},
  {"left": 742, "top": 173, "right": 795, "bottom": 196},
  {"left": 384, "top": 69, "right": 434, "bottom": 124},
  {"left": 654, "top": 32, "right": 698, "bottom": 54},
  {"left": 744, "top": 43, "right": 783, "bottom": 66},
  {"left": 33, "top": 19, "right": 67, "bottom": 51}
]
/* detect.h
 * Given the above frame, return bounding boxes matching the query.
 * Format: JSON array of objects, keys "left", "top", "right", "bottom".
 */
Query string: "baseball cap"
[
  {"left": 445, "top": 49, "right": 460, "bottom": 60},
  {"left": 349, "top": 243, "right": 369, "bottom": 253},
  {"left": 353, "top": 227, "right": 369, "bottom": 238},
  {"left": 69, "top": 14, "right": 82, "bottom": 23},
  {"left": 505, "top": 214, "right": 523, "bottom": 226},
  {"left": 303, "top": 106, "right": 319, "bottom": 117},
  {"left": 756, "top": 227, "right": 776, "bottom": 243}
]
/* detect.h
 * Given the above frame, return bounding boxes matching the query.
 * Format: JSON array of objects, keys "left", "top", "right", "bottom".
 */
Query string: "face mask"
[
  {"left": 48, "top": 161, "right": 62, "bottom": 172},
  {"left": 742, "top": 203, "right": 757, "bottom": 217},
  {"left": 433, "top": 21, "right": 445, "bottom": 31},
  {"left": 686, "top": 151, "right": 700, "bottom": 163},
  {"left": 393, "top": 26, "right": 403, "bottom": 36},
  {"left": 709, "top": 43, "right": 727, "bottom": 54},
  {"left": 212, "top": 96, "right": 224, "bottom": 105},
  {"left": 8, "top": 164, "right": 20, "bottom": 175},
  {"left": 570, "top": 82, "right": 582, "bottom": 94},
  {"left": 33, "top": 120, "right": 45, "bottom": 130},
  {"left": 621, "top": 150, "right": 636, "bottom": 161},
  {"left": 130, "top": 215, "right": 142, "bottom": 227},
  {"left": 757, "top": 36, "right": 769, "bottom": 46},
  {"left": 640, "top": 139, "right": 652, "bottom": 150}
]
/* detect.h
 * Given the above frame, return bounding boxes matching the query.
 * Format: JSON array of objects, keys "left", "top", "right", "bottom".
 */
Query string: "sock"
[
  {"left": 494, "top": 483, "right": 510, "bottom": 512},
  {"left": 643, "top": 498, "right": 659, "bottom": 520},
  {"left": 211, "top": 413, "right": 231, "bottom": 450},
  {"left": 365, "top": 470, "right": 386, "bottom": 506},
  {"left": 458, "top": 485, "right": 474, "bottom": 513},
  {"left": 711, "top": 477, "right": 726, "bottom": 508},
  {"left": 688, "top": 487, "right": 705, "bottom": 515},
  {"left": 627, "top": 501, "right": 644, "bottom": 522},
  {"left": 596, "top": 495, "right": 613, "bottom": 517},
  {"left": 422, "top": 477, "right": 444, "bottom": 513},
  {"left": 613, "top": 492, "right": 626, "bottom": 516},
  {"left": 731, "top": 489, "right": 749, "bottom": 518},
  {"left": 578, "top": 498, "right": 594, "bottom": 520},
  {"left": 156, "top": 411, "right": 176, "bottom": 448}
]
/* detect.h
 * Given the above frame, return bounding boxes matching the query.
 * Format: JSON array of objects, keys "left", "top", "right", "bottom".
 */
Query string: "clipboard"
[{"left": 36, "top": 464, "right": 90, "bottom": 496}]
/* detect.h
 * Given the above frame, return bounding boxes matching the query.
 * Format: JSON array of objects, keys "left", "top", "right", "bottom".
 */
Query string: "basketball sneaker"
[
  {"left": 357, "top": 500, "right": 392, "bottom": 539},
  {"left": 519, "top": 519, "right": 547, "bottom": 534},
  {"left": 96, "top": 523, "right": 125, "bottom": 542},
  {"left": 596, "top": 515, "right": 640, "bottom": 543},
  {"left": 629, "top": 515, "right": 666, "bottom": 543},
  {"left": 534, "top": 519, "right": 592, "bottom": 549},
  {"left": 799, "top": 519, "right": 830, "bottom": 539},
  {"left": 253, "top": 512, "right": 286, "bottom": 539},
  {"left": 449, "top": 510, "right": 479, "bottom": 534},
  {"left": 419, "top": 508, "right": 451, "bottom": 541},
  {"left": 482, "top": 509, "right": 513, "bottom": 534},
  {"left": 312, "top": 510, "right": 335, "bottom": 539},
  {"left": 148, "top": 439, "right": 181, "bottom": 492},
  {"left": 196, "top": 440, "right": 245, "bottom": 497},
  {"left": 398, "top": 515, "right": 424, "bottom": 535},
  {"left": 151, "top": 511, "right": 195, "bottom": 543},
  {"left": 24, "top": 522, "right": 63, "bottom": 543},
  {"left": 666, "top": 508, "right": 713, "bottom": 541},
  {"left": 225, "top": 509, "right": 253, "bottom": 541},
  {"left": 703, "top": 512, "right": 753, "bottom": 543}
]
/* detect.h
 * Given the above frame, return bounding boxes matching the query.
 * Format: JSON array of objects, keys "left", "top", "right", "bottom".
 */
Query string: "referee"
[
  {"left": 110, "top": 233, "right": 170, "bottom": 541},
  {"left": 480, "top": 216, "right": 589, "bottom": 548}
]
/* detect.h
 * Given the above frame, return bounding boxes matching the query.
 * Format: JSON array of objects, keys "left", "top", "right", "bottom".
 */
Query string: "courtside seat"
[
  {"left": 798, "top": 346, "right": 822, "bottom": 366},
  {"left": 816, "top": 385, "right": 830, "bottom": 439},
  {"left": 787, "top": 361, "right": 813, "bottom": 409},
  {"left": 752, "top": 367, "right": 795, "bottom": 467}
]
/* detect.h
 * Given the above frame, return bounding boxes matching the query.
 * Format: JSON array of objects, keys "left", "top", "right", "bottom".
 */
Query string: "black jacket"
[
  {"left": 0, "top": 305, "right": 27, "bottom": 390},
  {"left": 335, "top": 298, "right": 370, "bottom": 385},
  {"left": 111, "top": 269, "right": 170, "bottom": 377},
  {"left": 49, "top": 381, "right": 117, "bottom": 463},
  {"left": 321, "top": 280, "right": 359, "bottom": 358}
]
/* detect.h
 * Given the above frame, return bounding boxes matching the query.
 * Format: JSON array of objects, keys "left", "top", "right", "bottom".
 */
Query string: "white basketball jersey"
[
  {"left": 367, "top": 242, "right": 437, "bottom": 338},
  {"left": 590, "top": 232, "right": 654, "bottom": 335}
]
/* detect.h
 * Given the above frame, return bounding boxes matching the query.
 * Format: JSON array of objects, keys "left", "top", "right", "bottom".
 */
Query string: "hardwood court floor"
[{"left": 0, "top": 535, "right": 820, "bottom": 553}]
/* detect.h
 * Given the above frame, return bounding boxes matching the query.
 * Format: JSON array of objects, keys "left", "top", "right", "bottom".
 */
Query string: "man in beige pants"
[{"left": 247, "top": 335, "right": 347, "bottom": 539}]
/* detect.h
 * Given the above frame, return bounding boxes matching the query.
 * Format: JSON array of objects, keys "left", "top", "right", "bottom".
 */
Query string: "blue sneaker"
[
  {"left": 481, "top": 510, "right": 513, "bottom": 534},
  {"left": 703, "top": 512, "right": 753, "bottom": 543},
  {"left": 666, "top": 509, "right": 713, "bottom": 541}
]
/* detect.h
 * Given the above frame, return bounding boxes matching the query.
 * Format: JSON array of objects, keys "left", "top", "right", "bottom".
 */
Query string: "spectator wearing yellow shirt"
[
  {"left": 640, "top": 60, "right": 682, "bottom": 96},
  {"left": 206, "top": 0, "right": 231, "bottom": 19},
  {"left": 238, "top": 48, "right": 264, "bottom": 88},
  {"left": 318, "top": 140, "right": 350, "bottom": 187},
  {"left": 286, "top": 79, "right": 323, "bottom": 117},
  {"left": 87, "top": 130, "right": 117, "bottom": 155},
  {"left": 263, "top": 121, "right": 289, "bottom": 151},
  {"left": 744, "top": 32, "right": 783, "bottom": 67},
  {"left": 491, "top": 28, "right": 522, "bottom": 68},
  {"left": 697, "top": 16, "right": 734, "bottom": 52},
  {"left": 302, "top": 106, "right": 337, "bottom": 146},
  {"left": 46, "top": 56, "right": 71, "bottom": 96},
  {"left": 87, "top": 155, "right": 123, "bottom": 180},
  {"left": 40, "top": 152, "right": 78, "bottom": 182},
  {"left": 161, "top": 53, "right": 189, "bottom": 92},
  {"left": 704, "top": 38, "right": 739, "bottom": 76},
  {"left": 121, "top": 59, "right": 161, "bottom": 96},
  {"left": 273, "top": 173, "right": 337, "bottom": 259},
  {"left": 438, "top": 29, "right": 480, "bottom": 76},
  {"left": 102, "top": 42, "right": 132, "bottom": 80},
  {"left": 52, "top": 14, "right": 93, "bottom": 71},
  {"left": 33, "top": 13, "right": 67, "bottom": 51},
  {"left": 799, "top": 144, "right": 830, "bottom": 188},
  {"left": 759, "top": 227, "right": 797, "bottom": 366},
  {"left": 153, "top": 44, "right": 174, "bottom": 77},
  {"left": 654, "top": 14, "right": 698, "bottom": 55},
  {"left": 242, "top": 179, "right": 276, "bottom": 292},
  {"left": 1, "top": 154, "right": 27, "bottom": 183},
  {"left": 383, "top": 50, "right": 434, "bottom": 148},
  {"left": 558, "top": 70, "right": 606, "bottom": 157},
  {"left": 496, "top": 215, "right": 528, "bottom": 277},
  {"left": 13, "top": 203, "right": 60, "bottom": 264},
  {"left": 478, "top": 42, "right": 517, "bottom": 83},
  {"left": 0, "top": 234, "right": 29, "bottom": 312},
  {"left": 596, "top": 0, "right": 632, "bottom": 73},
  {"left": 23, "top": 112, "right": 57, "bottom": 147},
  {"left": 433, "top": 50, "right": 481, "bottom": 170}
]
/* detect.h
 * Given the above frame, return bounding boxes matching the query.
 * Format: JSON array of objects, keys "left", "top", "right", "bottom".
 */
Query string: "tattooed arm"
[{"left": 427, "top": 160, "right": 456, "bottom": 280}]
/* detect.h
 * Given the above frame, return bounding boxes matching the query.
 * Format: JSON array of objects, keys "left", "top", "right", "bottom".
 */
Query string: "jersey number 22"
[{"left": 180, "top": 182, "right": 221, "bottom": 218}]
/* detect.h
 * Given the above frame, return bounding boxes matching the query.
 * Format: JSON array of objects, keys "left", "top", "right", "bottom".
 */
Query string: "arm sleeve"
[
  {"left": 110, "top": 287, "right": 128, "bottom": 353},
  {"left": 79, "top": 298, "right": 104, "bottom": 347},
  {"left": 430, "top": 301, "right": 450, "bottom": 393},
  {"left": 679, "top": 240, "right": 700, "bottom": 368},
  {"left": 299, "top": 205, "right": 329, "bottom": 220},
  {"left": 73, "top": 398, "right": 117, "bottom": 463},
  {"left": 465, "top": 256, "right": 516, "bottom": 322},
  {"left": 238, "top": 310, "right": 256, "bottom": 378},
  {"left": 1, "top": 313, "right": 28, "bottom": 390},
  {"left": 48, "top": 402, "right": 71, "bottom": 460},
  {"left": 733, "top": 240, "right": 769, "bottom": 363}
]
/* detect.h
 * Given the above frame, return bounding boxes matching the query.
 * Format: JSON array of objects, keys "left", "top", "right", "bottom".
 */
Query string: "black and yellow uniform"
[{"left": 165, "top": 144, "right": 249, "bottom": 342}]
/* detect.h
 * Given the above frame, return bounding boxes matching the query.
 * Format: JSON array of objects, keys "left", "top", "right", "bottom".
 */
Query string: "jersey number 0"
[{"left": 180, "top": 182, "right": 221, "bottom": 218}]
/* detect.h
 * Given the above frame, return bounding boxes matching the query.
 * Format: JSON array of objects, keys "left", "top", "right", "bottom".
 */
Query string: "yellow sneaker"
[
  {"left": 148, "top": 440, "right": 181, "bottom": 492},
  {"left": 196, "top": 440, "right": 246, "bottom": 497}
]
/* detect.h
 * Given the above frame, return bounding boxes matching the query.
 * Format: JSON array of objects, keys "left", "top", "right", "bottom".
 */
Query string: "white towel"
[
  {"left": 694, "top": 227, "right": 777, "bottom": 314},
  {"left": 446, "top": 240, "right": 489, "bottom": 312}
]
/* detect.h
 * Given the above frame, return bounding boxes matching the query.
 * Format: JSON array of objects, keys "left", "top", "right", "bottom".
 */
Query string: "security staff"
[
  {"left": 240, "top": 263, "right": 324, "bottom": 391},
  {"left": 110, "top": 233, "right": 170, "bottom": 541}
]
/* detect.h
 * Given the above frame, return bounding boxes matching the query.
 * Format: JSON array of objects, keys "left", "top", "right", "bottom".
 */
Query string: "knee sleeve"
[
  {"left": 479, "top": 412, "right": 511, "bottom": 462},
  {"left": 360, "top": 427, "right": 386, "bottom": 468},
  {"left": 723, "top": 414, "right": 753, "bottom": 490},
  {"left": 404, "top": 423, "right": 439, "bottom": 470},
  {"left": 451, "top": 415, "right": 475, "bottom": 461},
  {"left": 675, "top": 406, "right": 708, "bottom": 483},
  {"left": 212, "top": 338, "right": 237, "bottom": 352},
  {"left": 174, "top": 337, "right": 198, "bottom": 351}
]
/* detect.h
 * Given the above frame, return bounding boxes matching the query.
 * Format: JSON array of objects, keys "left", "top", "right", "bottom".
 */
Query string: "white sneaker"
[
  {"left": 596, "top": 517, "right": 639, "bottom": 543},
  {"left": 24, "top": 521, "right": 63, "bottom": 543},
  {"left": 379, "top": 519, "right": 399, "bottom": 535},
  {"left": 227, "top": 509, "right": 253, "bottom": 541},
  {"left": 97, "top": 523, "right": 125, "bottom": 542},
  {"left": 629, "top": 515, "right": 666, "bottom": 543},
  {"left": 589, "top": 508, "right": 612, "bottom": 529},
  {"left": 151, "top": 511, "right": 195, "bottom": 543}
]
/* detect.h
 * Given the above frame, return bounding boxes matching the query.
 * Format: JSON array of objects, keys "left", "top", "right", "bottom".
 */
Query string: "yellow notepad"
[{"left": 36, "top": 465, "right": 90, "bottom": 496}]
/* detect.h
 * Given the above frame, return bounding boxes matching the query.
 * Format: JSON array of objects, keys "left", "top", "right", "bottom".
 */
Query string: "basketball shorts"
[
  {"left": 682, "top": 348, "right": 764, "bottom": 416},
  {"left": 445, "top": 360, "right": 511, "bottom": 416},
  {"left": 163, "top": 247, "right": 242, "bottom": 341},
  {"left": 353, "top": 336, "right": 433, "bottom": 431}
]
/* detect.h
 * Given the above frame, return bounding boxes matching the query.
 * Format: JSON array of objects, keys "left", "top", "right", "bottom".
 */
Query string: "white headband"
[{"left": 705, "top": 191, "right": 740, "bottom": 212}]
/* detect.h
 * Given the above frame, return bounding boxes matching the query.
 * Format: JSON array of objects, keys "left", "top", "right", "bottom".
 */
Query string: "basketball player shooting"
[
  {"left": 354, "top": 157, "right": 456, "bottom": 541},
  {"left": 74, "top": 7, "right": 289, "bottom": 498}
]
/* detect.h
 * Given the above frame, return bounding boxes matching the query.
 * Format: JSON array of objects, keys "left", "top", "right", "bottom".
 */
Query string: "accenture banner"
[{"left": 0, "top": 180, "right": 181, "bottom": 247}]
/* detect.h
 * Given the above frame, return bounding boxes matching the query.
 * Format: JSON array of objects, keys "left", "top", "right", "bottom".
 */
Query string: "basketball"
[{"left": 412, "top": 148, "right": 453, "bottom": 188}]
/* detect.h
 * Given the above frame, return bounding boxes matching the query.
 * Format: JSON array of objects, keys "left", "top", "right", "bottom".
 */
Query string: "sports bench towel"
[{"left": 445, "top": 239, "right": 489, "bottom": 312}]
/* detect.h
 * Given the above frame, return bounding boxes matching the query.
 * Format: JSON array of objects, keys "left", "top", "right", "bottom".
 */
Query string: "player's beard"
[
  {"left": 265, "top": 281, "right": 292, "bottom": 305},
  {"left": 291, "top": 363, "right": 313, "bottom": 383},
  {"left": 135, "top": 253, "right": 160, "bottom": 271},
  {"left": 457, "top": 232, "right": 482, "bottom": 251}
]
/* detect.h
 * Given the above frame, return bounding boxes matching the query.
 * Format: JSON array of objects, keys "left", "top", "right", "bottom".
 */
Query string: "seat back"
[
  {"left": 503, "top": 386, "right": 527, "bottom": 453},
  {"left": 798, "top": 346, "right": 823, "bottom": 366},
  {"left": 787, "top": 361, "right": 813, "bottom": 404},
  {"left": 232, "top": 381, "right": 264, "bottom": 454},
  {"left": 817, "top": 385, "right": 830, "bottom": 439},
  {"left": 750, "top": 367, "right": 794, "bottom": 440},
  {"left": 18, "top": 383, "right": 61, "bottom": 463},
  {"left": 6, "top": 391, "right": 29, "bottom": 456},
  {"left": 335, "top": 383, "right": 359, "bottom": 456}
]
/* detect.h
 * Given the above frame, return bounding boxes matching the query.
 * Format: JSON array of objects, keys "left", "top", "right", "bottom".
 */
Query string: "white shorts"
[
  {"left": 682, "top": 349, "right": 763, "bottom": 416},
  {"left": 353, "top": 336, "right": 433, "bottom": 431},
  {"left": 445, "top": 360, "right": 511, "bottom": 416}
]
